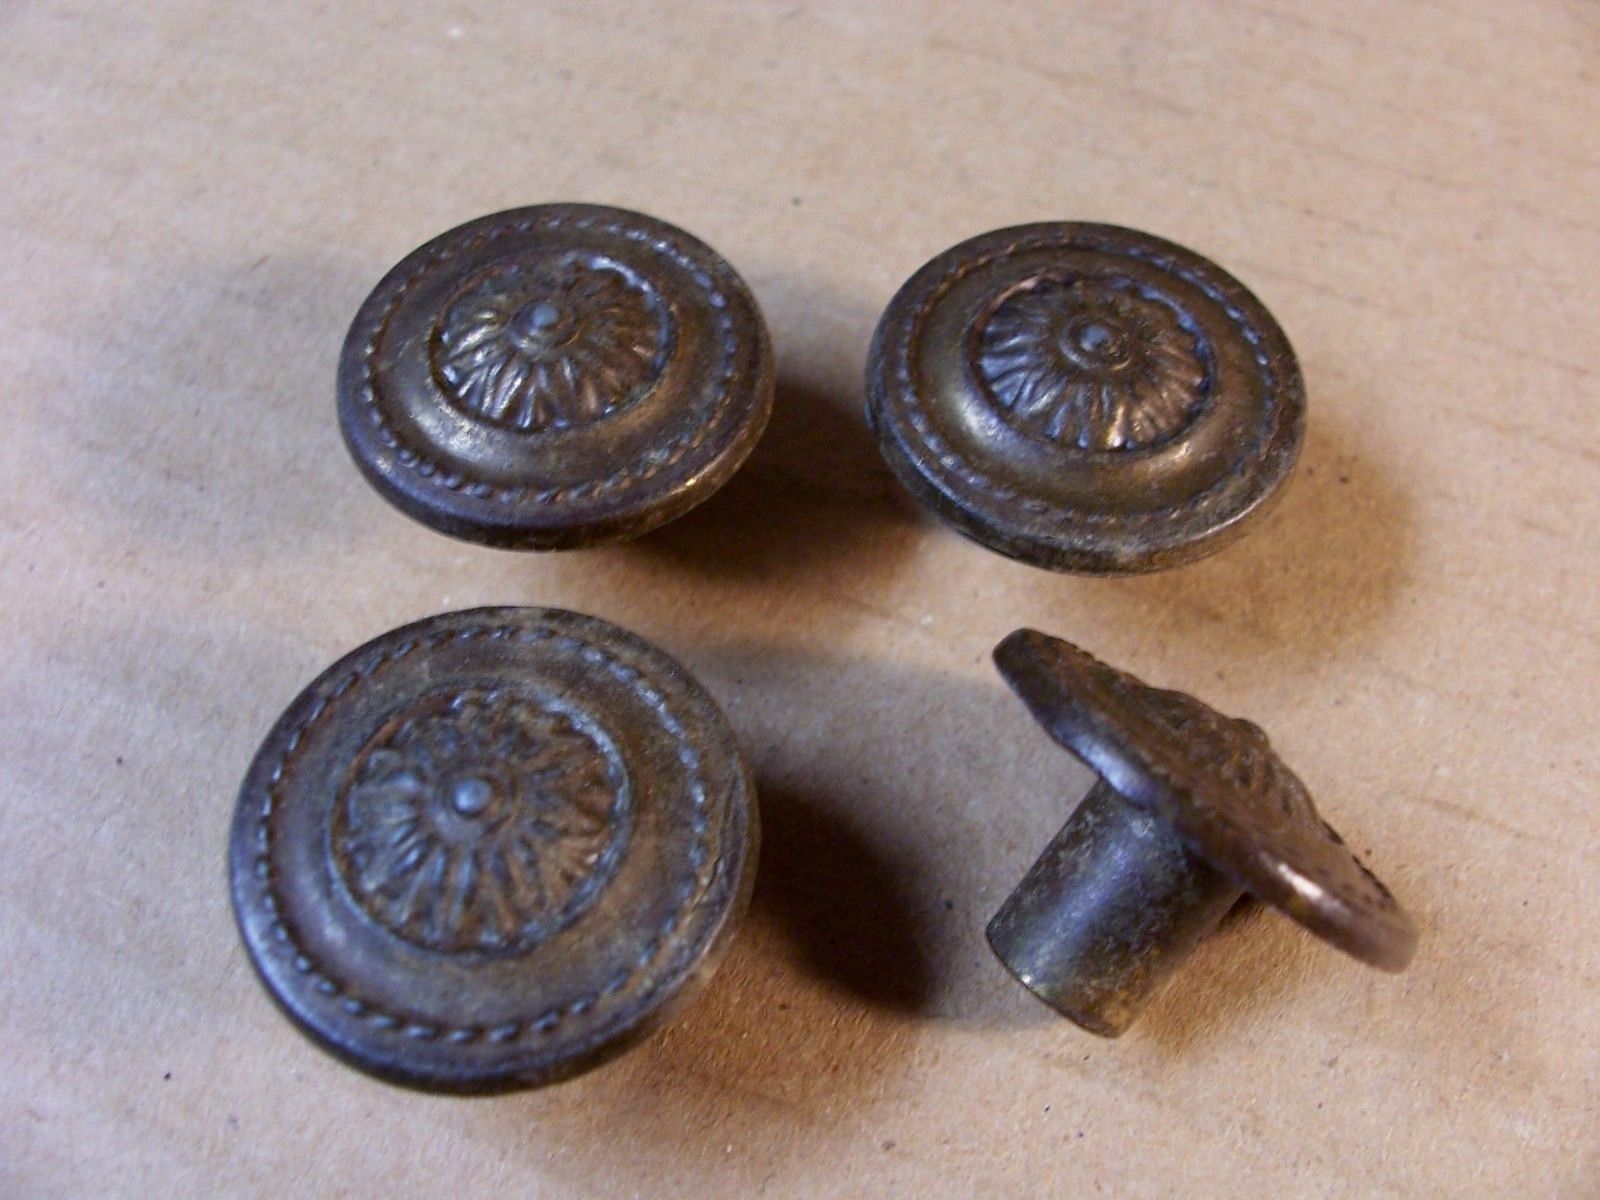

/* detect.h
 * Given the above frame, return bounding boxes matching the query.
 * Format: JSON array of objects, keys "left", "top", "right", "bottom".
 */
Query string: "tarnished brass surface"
[
  {"left": 988, "top": 630, "right": 1417, "bottom": 1036},
  {"left": 338, "top": 204, "right": 774, "bottom": 549},
  {"left": 988, "top": 779, "right": 1241, "bottom": 1038},
  {"left": 866, "top": 224, "right": 1305, "bottom": 574},
  {"left": 229, "top": 607, "right": 757, "bottom": 1091}
]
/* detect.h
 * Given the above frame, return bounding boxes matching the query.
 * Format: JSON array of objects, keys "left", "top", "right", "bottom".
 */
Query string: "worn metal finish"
[
  {"left": 338, "top": 204, "right": 774, "bottom": 549},
  {"left": 229, "top": 607, "right": 757, "bottom": 1092},
  {"left": 989, "top": 779, "right": 1241, "bottom": 1037},
  {"left": 988, "top": 630, "right": 1417, "bottom": 1036},
  {"left": 866, "top": 223, "right": 1305, "bottom": 574}
]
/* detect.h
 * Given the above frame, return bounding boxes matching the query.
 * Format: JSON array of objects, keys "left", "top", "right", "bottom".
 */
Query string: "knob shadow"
[{"left": 623, "top": 372, "right": 921, "bottom": 589}]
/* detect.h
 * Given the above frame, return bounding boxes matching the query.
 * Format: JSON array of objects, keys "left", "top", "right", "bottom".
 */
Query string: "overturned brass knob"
[{"left": 987, "top": 630, "right": 1417, "bottom": 1037}]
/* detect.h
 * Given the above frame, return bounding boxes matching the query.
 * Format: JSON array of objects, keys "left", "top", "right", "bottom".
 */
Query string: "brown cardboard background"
[{"left": 2, "top": 1, "right": 1596, "bottom": 1195}]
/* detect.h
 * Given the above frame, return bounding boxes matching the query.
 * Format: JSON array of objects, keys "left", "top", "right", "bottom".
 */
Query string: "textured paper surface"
[{"left": 2, "top": 2, "right": 1596, "bottom": 1195}]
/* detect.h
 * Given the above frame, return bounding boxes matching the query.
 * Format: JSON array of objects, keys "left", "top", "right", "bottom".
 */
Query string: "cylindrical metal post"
[{"left": 986, "top": 779, "right": 1243, "bottom": 1037}]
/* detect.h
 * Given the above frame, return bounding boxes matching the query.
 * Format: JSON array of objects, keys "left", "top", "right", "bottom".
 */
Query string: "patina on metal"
[
  {"left": 229, "top": 607, "right": 757, "bottom": 1091},
  {"left": 987, "top": 630, "right": 1417, "bottom": 1037},
  {"left": 338, "top": 204, "right": 774, "bottom": 549},
  {"left": 866, "top": 223, "right": 1305, "bottom": 574}
]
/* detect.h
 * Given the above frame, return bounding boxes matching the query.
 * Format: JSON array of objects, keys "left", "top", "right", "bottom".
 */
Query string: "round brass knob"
[
  {"left": 339, "top": 204, "right": 773, "bottom": 549},
  {"left": 229, "top": 607, "right": 757, "bottom": 1090},
  {"left": 867, "top": 224, "right": 1305, "bottom": 574}
]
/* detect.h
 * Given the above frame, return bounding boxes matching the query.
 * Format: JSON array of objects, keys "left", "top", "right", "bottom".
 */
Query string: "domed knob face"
[
  {"left": 339, "top": 205, "right": 774, "bottom": 549},
  {"left": 867, "top": 224, "right": 1306, "bottom": 574},
  {"left": 229, "top": 608, "right": 757, "bottom": 1092}
]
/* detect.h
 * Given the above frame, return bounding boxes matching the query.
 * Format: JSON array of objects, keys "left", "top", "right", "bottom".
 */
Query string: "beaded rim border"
[
  {"left": 870, "top": 224, "right": 1304, "bottom": 546},
  {"left": 232, "top": 610, "right": 747, "bottom": 1080},
  {"left": 344, "top": 206, "right": 755, "bottom": 509}
]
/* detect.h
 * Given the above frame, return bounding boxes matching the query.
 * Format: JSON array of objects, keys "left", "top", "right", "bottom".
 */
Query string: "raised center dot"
[
  {"left": 1076, "top": 321, "right": 1114, "bottom": 353},
  {"left": 449, "top": 776, "right": 494, "bottom": 817},
  {"left": 515, "top": 301, "right": 561, "bottom": 335}
]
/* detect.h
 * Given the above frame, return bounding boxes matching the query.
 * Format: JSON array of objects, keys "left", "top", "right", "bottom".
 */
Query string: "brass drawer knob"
[
  {"left": 338, "top": 204, "right": 773, "bottom": 548},
  {"left": 867, "top": 224, "right": 1305, "bottom": 574},
  {"left": 987, "top": 629, "right": 1416, "bottom": 1036},
  {"left": 229, "top": 607, "right": 757, "bottom": 1090}
]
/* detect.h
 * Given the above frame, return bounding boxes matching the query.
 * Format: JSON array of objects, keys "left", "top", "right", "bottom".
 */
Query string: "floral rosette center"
[
  {"left": 331, "top": 687, "right": 630, "bottom": 954},
  {"left": 430, "top": 252, "right": 671, "bottom": 433},
  {"left": 975, "top": 276, "right": 1211, "bottom": 452}
]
